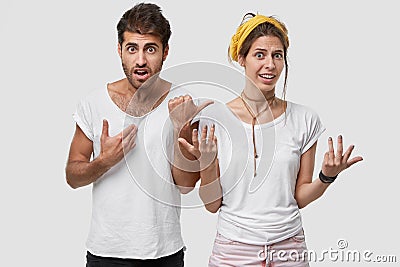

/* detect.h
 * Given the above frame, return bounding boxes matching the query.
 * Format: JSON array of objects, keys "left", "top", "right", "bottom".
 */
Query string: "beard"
[
  {"left": 121, "top": 59, "right": 167, "bottom": 116},
  {"left": 122, "top": 60, "right": 164, "bottom": 91}
]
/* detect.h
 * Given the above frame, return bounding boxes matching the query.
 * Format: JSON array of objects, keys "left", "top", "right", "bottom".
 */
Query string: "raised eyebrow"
[
  {"left": 125, "top": 42, "right": 138, "bottom": 48},
  {"left": 144, "top": 43, "right": 160, "bottom": 49},
  {"left": 254, "top": 48, "right": 284, "bottom": 53}
]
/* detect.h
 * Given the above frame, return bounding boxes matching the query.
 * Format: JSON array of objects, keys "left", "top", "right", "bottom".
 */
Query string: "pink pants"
[{"left": 208, "top": 230, "right": 310, "bottom": 267}]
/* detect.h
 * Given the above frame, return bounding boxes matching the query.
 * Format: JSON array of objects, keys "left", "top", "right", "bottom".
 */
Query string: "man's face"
[{"left": 118, "top": 31, "right": 168, "bottom": 90}]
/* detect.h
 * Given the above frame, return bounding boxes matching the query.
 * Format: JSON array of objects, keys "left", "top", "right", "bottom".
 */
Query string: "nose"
[
  {"left": 264, "top": 55, "right": 275, "bottom": 70},
  {"left": 136, "top": 51, "right": 147, "bottom": 67}
]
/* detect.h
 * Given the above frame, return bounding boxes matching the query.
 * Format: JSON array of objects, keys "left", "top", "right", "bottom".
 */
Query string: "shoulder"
[{"left": 287, "top": 101, "right": 320, "bottom": 120}]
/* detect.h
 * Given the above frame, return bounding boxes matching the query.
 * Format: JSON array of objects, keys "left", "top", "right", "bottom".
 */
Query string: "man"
[{"left": 65, "top": 3, "right": 209, "bottom": 266}]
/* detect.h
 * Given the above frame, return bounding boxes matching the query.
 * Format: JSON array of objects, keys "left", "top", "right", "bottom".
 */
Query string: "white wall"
[{"left": 1, "top": 0, "right": 399, "bottom": 266}]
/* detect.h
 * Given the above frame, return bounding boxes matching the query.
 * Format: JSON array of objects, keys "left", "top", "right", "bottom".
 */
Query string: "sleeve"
[
  {"left": 300, "top": 109, "right": 326, "bottom": 154},
  {"left": 72, "top": 98, "right": 94, "bottom": 141}
]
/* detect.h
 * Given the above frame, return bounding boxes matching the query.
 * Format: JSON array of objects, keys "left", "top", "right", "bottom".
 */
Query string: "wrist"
[
  {"left": 95, "top": 154, "right": 113, "bottom": 171},
  {"left": 175, "top": 124, "right": 191, "bottom": 138},
  {"left": 200, "top": 162, "right": 218, "bottom": 179},
  {"left": 319, "top": 170, "right": 338, "bottom": 184},
  {"left": 200, "top": 157, "right": 217, "bottom": 171}
]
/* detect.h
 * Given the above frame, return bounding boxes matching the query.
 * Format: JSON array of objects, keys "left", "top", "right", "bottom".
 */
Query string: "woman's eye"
[
  {"left": 274, "top": 53, "right": 283, "bottom": 59},
  {"left": 255, "top": 52, "right": 264, "bottom": 59}
]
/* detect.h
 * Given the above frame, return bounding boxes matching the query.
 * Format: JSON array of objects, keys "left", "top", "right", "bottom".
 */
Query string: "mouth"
[
  {"left": 133, "top": 69, "right": 150, "bottom": 81},
  {"left": 259, "top": 73, "right": 276, "bottom": 80}
]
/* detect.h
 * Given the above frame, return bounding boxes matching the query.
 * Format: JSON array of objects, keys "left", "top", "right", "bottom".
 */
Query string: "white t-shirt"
[
  {"left": 73, "top": 85, "right": 189, "bottom": 259},
  {"left": 198, "top": 101, "right": 325, "bottom": 245}
]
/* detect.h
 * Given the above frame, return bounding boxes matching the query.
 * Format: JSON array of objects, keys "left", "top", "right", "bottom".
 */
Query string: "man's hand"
[
  {"left": 168, "top": 95, "right": 213, "bottom": 133},
  {"left": 98, "top": 119, "right": 137, "bottom": 168},
  {"left": 169, "top": 95, "right": 214, "bottom": 193}
]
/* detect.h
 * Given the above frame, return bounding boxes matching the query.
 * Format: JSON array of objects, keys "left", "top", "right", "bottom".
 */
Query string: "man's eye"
[
  {"left": 147, "top": 47, "right": 156, "bottom": 53},
  {"left": 127, "top": 47, "right": 136, "bottom": 53}
]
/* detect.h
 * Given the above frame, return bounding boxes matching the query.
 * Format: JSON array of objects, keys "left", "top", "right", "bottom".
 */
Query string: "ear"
[
  {"left": 118, "top": 43, "right": 122, "bottom": 58},
  {"left": 238, "top": 55, "right": 245, "bottom": 67},
  {"left": 162, "top": 44, "right": 169, "bottom": 61}
]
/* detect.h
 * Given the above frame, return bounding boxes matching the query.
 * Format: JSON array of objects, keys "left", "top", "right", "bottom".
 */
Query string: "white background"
[{"left": 1, "top": 0, "right": 399, "bottom": 266}]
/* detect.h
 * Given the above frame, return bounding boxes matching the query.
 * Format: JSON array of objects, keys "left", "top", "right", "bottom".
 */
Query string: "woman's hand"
[
  {"left": 180, "top": 124, "right": 221, "bottom": 213},
  {"left": 178, "top": 124, "right": 218, "bottom": 171},
  {"left": 321, "top": 135, "right": 363, "bottom": 178}
]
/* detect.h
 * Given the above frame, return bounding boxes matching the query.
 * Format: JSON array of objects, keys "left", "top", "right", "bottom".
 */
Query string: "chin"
[{"left": 258, "top": 86, "right": 275, "bottom": 93}]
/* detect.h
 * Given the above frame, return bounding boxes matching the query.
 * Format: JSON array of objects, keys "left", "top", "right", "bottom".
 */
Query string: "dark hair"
[
  {"left": 117, "top": 3, "right": 171, "bottom": 49},
  {"left": 238, "top": 13, "right": 289, "bottom": 100}
]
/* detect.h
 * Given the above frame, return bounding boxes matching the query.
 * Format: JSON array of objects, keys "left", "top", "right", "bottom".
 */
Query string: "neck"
[
  {"left": 242, "top": 83, "right": 275, "bottom": 100},
  {"left": 125, "top": 77, "right": 171, "bottom": 116},
  {"left": 241, "top": 89, "right": 276, "bottom": 112},
  {"left": 132, "top": 77, "right": 167, "bottom": 101}
]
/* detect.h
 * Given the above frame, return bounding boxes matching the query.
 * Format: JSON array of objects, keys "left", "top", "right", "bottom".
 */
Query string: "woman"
[{"left": 179, "top": 13, "right": 363, "bottom": 266}]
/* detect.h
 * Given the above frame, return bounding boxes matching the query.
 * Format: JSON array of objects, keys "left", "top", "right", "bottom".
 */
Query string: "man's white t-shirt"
[
  {"left": 73, "top": 85, "right": 189, "bottom": 259},
  {"left": 199, "top": 101, "right": 325, "bottom": 245}
]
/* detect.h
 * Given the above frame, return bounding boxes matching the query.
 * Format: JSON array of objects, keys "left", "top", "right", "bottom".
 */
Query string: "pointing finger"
[{"left": 196, "top": 100, "right": 214, "bottom": 115}]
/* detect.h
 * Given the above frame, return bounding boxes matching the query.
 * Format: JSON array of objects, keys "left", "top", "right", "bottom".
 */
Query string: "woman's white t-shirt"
[{"left": 199, "top": 101, "right": 325, "bottom": 245}]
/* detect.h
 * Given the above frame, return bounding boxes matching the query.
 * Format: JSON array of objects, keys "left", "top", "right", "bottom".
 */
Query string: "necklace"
[{"left": 240, "top": 91, "right": 275, "bottom": 176}]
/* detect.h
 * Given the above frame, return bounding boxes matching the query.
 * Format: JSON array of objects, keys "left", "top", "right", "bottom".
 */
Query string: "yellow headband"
[{"left": 229, "top": 15, "right": 289, "bottom": 62}]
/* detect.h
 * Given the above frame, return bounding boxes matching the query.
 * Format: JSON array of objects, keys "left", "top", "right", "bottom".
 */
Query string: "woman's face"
[{"left": 240, "top": 35, "right": 285, "bottom": 93}]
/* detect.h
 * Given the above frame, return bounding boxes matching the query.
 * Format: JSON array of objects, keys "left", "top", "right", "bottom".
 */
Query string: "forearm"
[
  {"left": 66, "top": 157, "right": 110, "bottom": 189},
  {"left": 172, "top": 129, "right": 200, "bottom": 193},
  {"left": 199, "top": 162, "right": 222, "bottom": 213},
  {"left": 295, "top": 178, "right": 331, "bottom": 209},
  {"left": 172, "top": 165, "right": 200, "bottom": 194}
]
